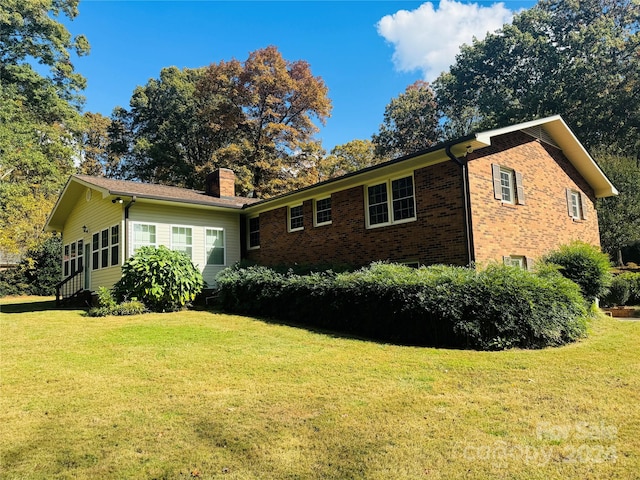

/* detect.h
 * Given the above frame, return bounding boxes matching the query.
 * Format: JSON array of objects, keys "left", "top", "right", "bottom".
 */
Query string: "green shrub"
[
  {"left": 87, "top": 286, "right": 147, "bottom": 317},
  {"left": 215, "top": 261, "right": 588, "bottom": 350},
  {"left": 0, "top": 236, "right": 62, "bottom": 297},
  {"left": 539, "top": 241, "right": 612, "bottom": 304},
  {"left": 601, "top": 277, "right": 631, "bottom": 307},
  {"left": 113, "top": 246, "right": 203, "bottom": 312},
  {"left": 618, "top": 272, "right": 640, "bottom": 305}
]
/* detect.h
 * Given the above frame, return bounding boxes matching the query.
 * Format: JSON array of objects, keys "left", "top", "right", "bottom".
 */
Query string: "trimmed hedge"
[
  {"left": 539, "top": 241, "right": 612, "bottom": 304},
  {"left": 216, "top": 262, "right": 588, "bottom": 350}
]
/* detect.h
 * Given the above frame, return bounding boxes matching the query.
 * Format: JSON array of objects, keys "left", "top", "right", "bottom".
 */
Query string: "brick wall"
[
  {"left": 467, "top": 131, "right": 601, "bottom": 266},
  {"left": 245, "top": 161, "right": 470, "bottom": 267}
]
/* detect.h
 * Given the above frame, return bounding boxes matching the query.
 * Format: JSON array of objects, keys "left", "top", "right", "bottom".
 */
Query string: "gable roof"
[
  {"left": 244, "top": 115, "right": 617, "bottom": 213},
  {"left": 473, "top": 115, "right": 618, "bottom": 198},
  {"left": 45, "top": 175, "right": 258, "bottom": 232}
]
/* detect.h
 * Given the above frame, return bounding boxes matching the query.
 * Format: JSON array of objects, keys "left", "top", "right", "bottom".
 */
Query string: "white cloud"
[{"left": 377, "top": 0, "right": 515, "bottom": 81}]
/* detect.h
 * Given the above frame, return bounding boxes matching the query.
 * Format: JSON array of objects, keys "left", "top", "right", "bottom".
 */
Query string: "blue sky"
[{"left": 66, "top": 0, "right": 536, "bottom": 151}]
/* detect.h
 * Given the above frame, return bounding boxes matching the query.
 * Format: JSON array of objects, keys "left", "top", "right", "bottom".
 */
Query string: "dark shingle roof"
[{"left": 74, "top": 175, "right": 258, "bottom": 209}]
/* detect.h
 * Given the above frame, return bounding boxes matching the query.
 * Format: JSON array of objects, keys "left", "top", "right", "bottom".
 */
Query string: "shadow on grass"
[
  {"left": 199, "top": 304, "right": 462, "bottom": 349},
  {"left": 0, "top": 299, "right": 83, "bottom": 314}
]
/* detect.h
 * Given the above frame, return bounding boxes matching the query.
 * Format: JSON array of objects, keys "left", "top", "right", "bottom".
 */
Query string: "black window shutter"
[{"left": 492, "top": 164, "right": 502, "bottom": 200}]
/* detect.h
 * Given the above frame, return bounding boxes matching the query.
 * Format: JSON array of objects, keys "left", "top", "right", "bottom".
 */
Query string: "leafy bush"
[
  {"left": 539, "top": 241, "right": 612, "bottom": 304},
  {"left": 619, "top": 272, "right": 640, "bottom": 305},
  {"left": 602, "top": 272, "right": 640, "bottom": 307},
  {"left": 87, "top": 287, "right": 147, "bottom": 317},
  {"left": 113, "top": 246, "right": 203, "bottom": 312},
  {"left": 216, "top": 261, "right": 588, "bottom": 350},
  {"left": 0, "top": 236, "right": 62, "bottom": 297},
  {"left": 601, "top": 277, "right": 630, "bottom": 307}
]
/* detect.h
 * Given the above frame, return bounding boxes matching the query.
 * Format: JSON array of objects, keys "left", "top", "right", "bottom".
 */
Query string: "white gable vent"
[{"left": 522, "top": 125, "right": 559, "bottom": 148}]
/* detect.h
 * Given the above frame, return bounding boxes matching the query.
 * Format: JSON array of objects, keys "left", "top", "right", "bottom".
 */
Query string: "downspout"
[
  {"left": 124, "top": 196, "right": 137, "bottom": 261},
  {"left": 446, "top": 146, "right": 475, "bottom": 266}
]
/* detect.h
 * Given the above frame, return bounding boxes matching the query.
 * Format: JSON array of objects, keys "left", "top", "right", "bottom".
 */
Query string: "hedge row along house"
[{"left": 45, "top": 116, "right": 617, "bottom": 303}]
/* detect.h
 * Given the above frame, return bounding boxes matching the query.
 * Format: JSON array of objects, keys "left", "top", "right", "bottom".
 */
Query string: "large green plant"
[
  {"left": 539, "top": 241, "right": 612, "bottom": 304},
  {"left": 113, "top": 246, "right": 203, "bottom": 312}
]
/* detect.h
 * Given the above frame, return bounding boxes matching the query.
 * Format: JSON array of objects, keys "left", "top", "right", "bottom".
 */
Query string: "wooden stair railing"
[{"left": 55, "top": 268, "right": 84, "bottom": 306}]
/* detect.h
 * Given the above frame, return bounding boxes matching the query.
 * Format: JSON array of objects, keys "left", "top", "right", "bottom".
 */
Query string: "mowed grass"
[{"left": 1, "top": 296, "right": 639, "bottom": 479}]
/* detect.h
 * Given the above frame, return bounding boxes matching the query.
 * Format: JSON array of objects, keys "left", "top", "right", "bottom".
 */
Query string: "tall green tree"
[
  {"left": 595, "top": 152, "right": 640, "bottom": 265},
  {"left": 434, "top": 0, "right": 640, "bottom": 152},
  {"left": 112, "top": 66, "right": 225, "bottom": 188},
  {"left": 0, "top": 0, "right": 88, "bottom": 255},
  {"left": 372, "top": 81, "right": 441, "bottom": 159},
  {"left": 199, "top": 46, "right": 332, "bottom": 197},
  {"left": 78, "top": 112, "right": 111, "bottom": 176},
  {"left": 113, "top": 46, "right": 332, "bottom": 198},
  {"left": 320, "top": 139, "right": 382, "bottom": 181}
]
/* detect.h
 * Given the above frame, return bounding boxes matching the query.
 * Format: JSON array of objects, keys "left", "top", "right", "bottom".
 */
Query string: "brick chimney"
[{"left": 205, "top": 168, "right": 235, "bottom": 197}]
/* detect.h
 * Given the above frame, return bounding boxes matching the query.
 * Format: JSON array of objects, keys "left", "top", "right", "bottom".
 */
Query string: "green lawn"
[{"left": 1, "top": 296, "right": 639, "bottom": 479}]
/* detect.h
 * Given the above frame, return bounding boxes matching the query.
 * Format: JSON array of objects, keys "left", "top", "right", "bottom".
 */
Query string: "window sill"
[
  {"left": 500, "top": 202, "right": 518, "bottom": 209},
  {"left": 288, "top": 227, "right": 304, "bottom": 233},
  {"left": 314, "top": 221, "right": 332, "bottom": 228},
  {"left": 366, "top": 217, "right": 417, "bottom": 230}
]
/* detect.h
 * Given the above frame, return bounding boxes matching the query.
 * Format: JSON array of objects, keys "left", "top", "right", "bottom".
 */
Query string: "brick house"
[
  {"left": 242, "top": 115, "right": 617, "bottom": 269},
  {"left": 46, "top": 115, "right": 617, "bottom": 300}
]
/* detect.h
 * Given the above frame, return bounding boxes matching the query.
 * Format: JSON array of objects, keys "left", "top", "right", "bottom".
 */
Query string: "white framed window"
[
  {"left": 172, "top": 226, "right": 193, "bottom": 259},
  {"left": 77, "top": 239, "right": 84, "bottom": 272},
  {"left": 314, "top": 197, "right": 332, "bottom": 226},
  {"left": 288, "top": 204, "right": 304, "bottom": 232},
  {"left": 366, "top": 174, "right": 416, "bottom": 228},
  {"left": 63, "top": 244, "right": 70, "bottom": 276},
  {"left": 92, "top": 233, "right": 99, "bottom": 271},
  {"left": 500, "top": 168, "right": 514, "bottom": 203},
  {"left": 205, "top": 228, "right": 225, "bottom": 265},
  {"left": 492, "top": 164, "right": 525, "bottom": 205},
  {"left": 70, "top": 240, "right": 77, "bottom": 274},
  {"left": 110, "top": 225, "right": 120, "bottom": 266},
  {"left": 132, "top": 223, "right": 157, "bottom": 252},
  {"left": 391, "top": 176, "right": 416, "bottom": 221},
  {"left": 248, "top": 216, "right": 260, "bottom": 249},
  {"left": 63, "top": 240, "right": 83, "bottom": 276},
  {"left": 100, "top": 229, "right": 109, "bottom": 268},
  {"left": 566, "top": 189, "right": 586, "bottom": 220}
]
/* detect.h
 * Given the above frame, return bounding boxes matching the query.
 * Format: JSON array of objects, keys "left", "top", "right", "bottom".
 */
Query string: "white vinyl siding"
[{"left": 128, "top": 203, "right": 242, "bottom": 286}]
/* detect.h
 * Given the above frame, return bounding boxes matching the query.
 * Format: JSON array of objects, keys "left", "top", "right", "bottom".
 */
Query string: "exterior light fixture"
[
  {"left": 82, "top": 225, "right": 89, "bottom": 233},
  {"left": 112, "top": 197, "right": 123, "bottom": 204}
]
